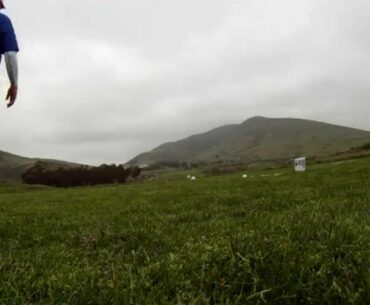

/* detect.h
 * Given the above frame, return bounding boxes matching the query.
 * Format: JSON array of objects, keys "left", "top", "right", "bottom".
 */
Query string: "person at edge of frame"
[{"left": 0, "top": 0, "right": 19, "bottom": 108}]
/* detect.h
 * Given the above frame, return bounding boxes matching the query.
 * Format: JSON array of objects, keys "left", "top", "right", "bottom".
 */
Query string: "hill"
[
  {"left": 129, "top": 116, "right": 370, "bottom": 166},
  {"left": 0, "top": 150, "right": 80, "bottom": 181}
]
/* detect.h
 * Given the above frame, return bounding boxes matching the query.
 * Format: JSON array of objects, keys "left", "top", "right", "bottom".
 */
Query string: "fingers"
[
  {"left": 7, "top": 95, "right": 16, "bottom": 107},
  {"left": 6, "top": 89, "right": 16, "bottom": 108},
  {"left": 7, "top": 98, "right": 15, "bottom": 108},
  {"left": 5, "top": 86, "right": 17, "bottom": 108}
]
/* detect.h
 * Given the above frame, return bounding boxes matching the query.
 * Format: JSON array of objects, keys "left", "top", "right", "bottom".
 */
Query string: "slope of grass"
[
  {"left": 0, "top": 151, "right": 36, "bottom": 181},
  {"left": 0, "top": 158, "right": 369, "bottom": 304},
  {"left": 130, "top": 117, "right": 370, "bottom": 166},
  {"left": 0, "top": 150, "right": 81, "bottom": 182}
]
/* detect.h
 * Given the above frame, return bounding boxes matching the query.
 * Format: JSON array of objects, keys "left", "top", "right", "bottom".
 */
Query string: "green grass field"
[{"left": 0, "top": 158, "right": 369, "bottom": 304}]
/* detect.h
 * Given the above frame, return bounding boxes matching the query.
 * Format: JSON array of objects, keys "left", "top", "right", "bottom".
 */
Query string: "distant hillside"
[
  {"left": 129, "top": 117, "right": 370, "bottom": 166},
  {"left": 0, "top": 150, "right": 80, "bottom": 181}
]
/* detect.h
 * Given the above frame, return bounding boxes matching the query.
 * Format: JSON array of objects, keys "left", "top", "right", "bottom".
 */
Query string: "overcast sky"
[{"left": 0, "top": 0, "right": 369, "bottom": 165}]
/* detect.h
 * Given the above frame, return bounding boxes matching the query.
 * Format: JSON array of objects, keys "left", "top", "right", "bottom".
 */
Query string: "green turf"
[{"left": 0, "top": 158, "right": 369, "bottom": 304}]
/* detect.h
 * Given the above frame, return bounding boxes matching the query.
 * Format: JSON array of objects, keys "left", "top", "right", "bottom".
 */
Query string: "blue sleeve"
[{"left": 0, "top": 15, "right": 19, "bottom": 54}]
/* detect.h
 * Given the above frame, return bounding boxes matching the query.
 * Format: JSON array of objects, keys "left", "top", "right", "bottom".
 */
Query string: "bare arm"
[
  {"left": 4, "top": 51, "right": 18, "bottom": 107},
  {"left": 5, "top": 51, "right": 18, "bottom": 86}
]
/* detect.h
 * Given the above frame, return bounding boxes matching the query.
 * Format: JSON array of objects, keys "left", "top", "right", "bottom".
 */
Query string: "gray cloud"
[{"left": 0, "top": 1, "right": 369, "bottom": 165}]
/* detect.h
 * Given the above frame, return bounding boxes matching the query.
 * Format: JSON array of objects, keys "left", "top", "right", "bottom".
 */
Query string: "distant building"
[{"left": 294, "top": 157, "right": 306, "bottom": 172}]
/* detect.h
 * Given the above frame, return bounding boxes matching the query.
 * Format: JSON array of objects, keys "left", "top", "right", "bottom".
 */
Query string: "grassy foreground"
[{"left": 0, "top": 159, "right": 369, "bottom": 305}]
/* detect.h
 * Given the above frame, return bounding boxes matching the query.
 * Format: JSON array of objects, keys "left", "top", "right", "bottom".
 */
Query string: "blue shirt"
[{"left": 0, "top": 12, "right": 19, "bottom": 60}]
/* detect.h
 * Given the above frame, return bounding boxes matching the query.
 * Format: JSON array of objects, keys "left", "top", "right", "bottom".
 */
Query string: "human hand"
[{"left": 6, "top": 85, "right": 17, "bottom": 108}]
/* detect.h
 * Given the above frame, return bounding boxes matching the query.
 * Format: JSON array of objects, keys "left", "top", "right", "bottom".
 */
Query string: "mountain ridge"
[
  {"left": 129, "top": 116, "right": 370, "bottom": 166},
  {"left": 0, "top": 150, "right": 81, "bottom": 181}
]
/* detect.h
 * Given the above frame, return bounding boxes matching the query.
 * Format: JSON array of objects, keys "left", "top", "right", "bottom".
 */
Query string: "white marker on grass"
[
  {"left": 294, "top": 157, "right": 306, "bottom": 172},
  {"left": 242, "top": 174, "right": 248, "bottom": 179}
]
